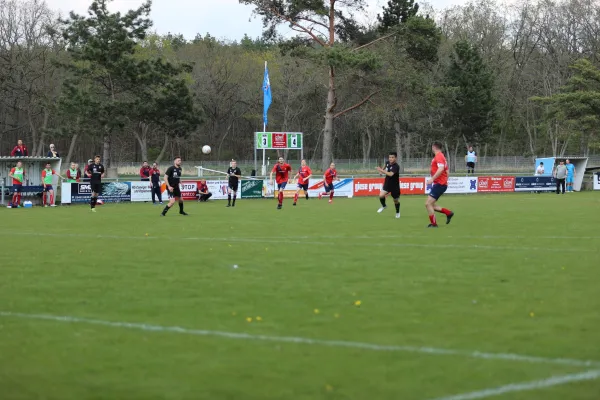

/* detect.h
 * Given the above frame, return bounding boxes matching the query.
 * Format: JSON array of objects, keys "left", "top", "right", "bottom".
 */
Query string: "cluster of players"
[{"left": 7, "top": 142, "right": 454, "bottom": 227}]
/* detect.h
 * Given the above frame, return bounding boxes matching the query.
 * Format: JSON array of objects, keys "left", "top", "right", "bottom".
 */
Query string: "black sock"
[
  {"left": 179, "top": 201, "right": 184, "bottom": 213},
  {"left": 91, "top": 197, "right": 96, "bottom": 209},
  {"left": 380, "top": 197, "right": 386, "bottom": 207},
  {"left": 305, "top": 193, "right": 309, "bottom": 200},
  {"left": 162, "top": 205, "right": 170, "bottom": 215},
  {"left": 232, "top": 195, "right": 236, "bottom": 205},
  {"left": 228, "top": 194, "right": 231, "bottom": 205},
  {"left": 395, "top": 202, "right": 400, "bottom": 213}
]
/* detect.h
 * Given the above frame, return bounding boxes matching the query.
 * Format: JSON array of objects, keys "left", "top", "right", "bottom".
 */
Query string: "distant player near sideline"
[
  {"left": 376, "top": 151, "right": 401, "bottom": 218},
  {"left": 293, "top": 159, "right": 312, "bottom": 206},
  {"left": 426, "top": 142, "right": 454, "bottom": 228},
  {"left": 8, "top": 161, "right": 25, "bottom": 208},
  {"left": 270, "top": 156, "right": 292, "bottom": 210},
  {"left": 465, "top": 146, "right": 477, "bottom": 174},
  {"left": 318, "top": 162, "right": 338, "bottom": 203},
  {"left": 227, "top": 160, "right": 242, "bottom": 207},
  {"left": 565, "top": 159, "right": 576, "bottom": 192},
  {"left": 161, "top": 156, "right": 188, "bottom": 216},
  {"left": 42, "top": 162, "right": 62, "bottom": 207},
  {"left": 87, "top": 155, "right": 105, "bottom": 212}
]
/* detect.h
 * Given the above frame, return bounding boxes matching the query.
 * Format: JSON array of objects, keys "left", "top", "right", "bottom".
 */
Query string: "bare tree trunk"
[
  {"left": 28, "top": 105, "right": 38, "bottom": 155},
  {"left": 362, "top": 126, "right": 372, "bottom": 167},
  {"left": 65, "top": 133, "right": 78, "bottom": 166},
  {"left": 133, "top": 122, "right": 149, "bottom": 162},
  {"left": 322, "top": 66, "right": 335, "bottom": 170},
  {"left": 35, "top": 109, "right": 49, "bottom": 156},
  {"left": 103, "top": 131, "right": 111, "bottom": 167},
  {"left": 155, "top": 133, "right": 169, "bottom": 164},
  {"left": 393, "top": 115, "right": 404, "bottom": 173}
]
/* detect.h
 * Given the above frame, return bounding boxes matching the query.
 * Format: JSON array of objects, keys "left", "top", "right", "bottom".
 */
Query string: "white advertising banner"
[
  {"left": 206, "top": 180, "right": 229, "bottom": 200},
  {"left": 61, "top": 182, "right": 72, "bottom": 204},
  {"left": 131, "top": 181, "right": 152, "bottom": 202},
  {"left": 307, "top": 178, "right": 354, "bottom": 198},
  {"left": 594, "top": 173, "right": 600, "bottom": 190},
  {"left": 424, "top": 177, "right": 478, "bottom": 194}
]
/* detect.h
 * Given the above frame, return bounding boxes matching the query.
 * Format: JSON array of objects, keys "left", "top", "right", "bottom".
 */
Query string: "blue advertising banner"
[
  {"left": 534, "top": 157, "right": 555, "bottom": 176},
  {"left": 514, "top": 176, "right": 555, "bottom": 191},
  {"left": 69, "top": 182, "right": 131, "bottom": 203}
]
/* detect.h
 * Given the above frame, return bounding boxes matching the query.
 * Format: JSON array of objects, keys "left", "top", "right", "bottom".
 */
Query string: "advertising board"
[{"left": 477, "top": 176, "right": 515, "bottom": 192}]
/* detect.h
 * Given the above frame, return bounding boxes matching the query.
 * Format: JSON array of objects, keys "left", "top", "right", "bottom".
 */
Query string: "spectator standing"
[
  {"left": 10, "top": 139, "right": 28, "bottom": 157},
  {"left": 140, "top": 161, "right": 151, "bottom": 181},
  {"left": 8, "top": 161, "right": 25, "bottom": 208},
  {"left": 465, "top": 146, "right": 477, "bottom": 174},
  {"left": 535, "top": 162, "right": 544, "bottom": 176},
  {"left": 565, "top": 159, "right": 576, "bottom": 192},
  {"left": 554, "top": 160, "right": 567, "bottom": 194},
  {"left": 66, "top": 162, "right": 81, "bottom": 182},
  {"left": 47, "top": 144, "right": 59, "bottom": 158},
  {"left": 82, "top": 159, "right": 93, "bottom": 182},
  {"left": 197, "top": 179, "right": 212, "bottom": 202},
  {"left": 150, "top": 162, "right": 163, "bottom": 205}
]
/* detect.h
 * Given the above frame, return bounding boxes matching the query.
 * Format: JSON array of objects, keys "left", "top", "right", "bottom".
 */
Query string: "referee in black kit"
[
  {"left": 161, "top": 156, "right": 188, "bottom": 216},
  {"left": 376, "top": 151, "right": 401, "bottom": 219}
]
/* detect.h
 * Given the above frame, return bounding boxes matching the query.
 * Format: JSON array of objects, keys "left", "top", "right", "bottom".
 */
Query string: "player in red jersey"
[
  {"left": 270, "top": 156, "right": 292, "bottom": 209},
  {"left": 8, "top": 161, "right": 25, "bottom": 208},
  {"left": 425, "top": 142, "right": 454, "bottom": 228},
  {"left": 318, "top": 162, "right": 338, "bottom": 203},
  {"left": 292, "top": 159, "right": 312, "bottom": 206}
]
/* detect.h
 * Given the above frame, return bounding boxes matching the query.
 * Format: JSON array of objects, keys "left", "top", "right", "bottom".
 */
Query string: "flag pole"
[{"left": 262, "top": 60, "right": 267, "bottom": 176}]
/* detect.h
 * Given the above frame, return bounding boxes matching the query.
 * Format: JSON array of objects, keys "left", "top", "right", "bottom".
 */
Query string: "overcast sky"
[{"left": 46, "top": 0, "right": 466, "bottom": 41}]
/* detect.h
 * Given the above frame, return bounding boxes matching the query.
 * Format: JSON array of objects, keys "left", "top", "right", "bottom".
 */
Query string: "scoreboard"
[{"left": 255, "top": 132, "right": 303, "bottom": 150}]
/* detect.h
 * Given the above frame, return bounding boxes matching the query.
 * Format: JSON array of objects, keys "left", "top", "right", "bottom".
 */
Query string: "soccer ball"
[
  {"left": 202, "top": 145, "right": 211, "bottom": 155},
  {"left": 96, "top": 199, "right": 104, "bottom": 206}
]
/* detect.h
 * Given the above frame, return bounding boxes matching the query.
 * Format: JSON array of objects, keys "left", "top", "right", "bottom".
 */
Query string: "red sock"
[
  {"left": 43, "top": 194, "right": 47, "bottom": 206},
  {"left": 441, "top": 208, "right": 451, "bottom": 216},
  {"left": 329, "top": 191, "right": 334, "bottom": 200},
  {"left": 50, "top": 193, "right": 54, "bottom": 205},
  {"left": 278, "top": 192, "right": 283, "bottom": 205},
  {"left": 429, "top": 214, "right": 437, "bottom": 225},
  {"left": 18, "top": 194, "right": 22, "bottom": 205},
  {"left": 12, "top": 194, "right": 17, "bottom": 205},
  {"left": 294, "top": 193, "right": 298, "bottom": 203}
]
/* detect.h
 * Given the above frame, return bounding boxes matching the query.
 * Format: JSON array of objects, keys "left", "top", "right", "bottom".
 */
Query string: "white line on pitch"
[
  {"left": 1, "top": 311, "right": 599, "bottom": 368},
  {"left": 0, "top": 231, "right": 591, "bottom": 252},
  {"left": 428, "top": 369, "right": 600, "bottom": 400}
]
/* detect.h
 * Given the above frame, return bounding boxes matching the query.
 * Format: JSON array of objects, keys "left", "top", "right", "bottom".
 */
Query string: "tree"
[
  {"left": 240, "top": 0, "right": 385, "bottom": 169},
  {"left": 445, "top": 40, "right": 495, "bottom": 162},
  {"left": 532, "top": 59, "right": 600, "bottom": 155},
  {"left": 378, "top": 0, "right": 419, "bottom": 31},
  {"left": 55, "top": 0, "right": 198, "bottom": 167}
]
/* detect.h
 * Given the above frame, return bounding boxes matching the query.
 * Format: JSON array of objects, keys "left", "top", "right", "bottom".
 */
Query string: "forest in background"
[{"left": 1, "top": 0, "right": 599, "bottom": 171}]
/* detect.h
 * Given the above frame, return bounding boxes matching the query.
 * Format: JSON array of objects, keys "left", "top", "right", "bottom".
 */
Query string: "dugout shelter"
[
  {"left": 534, "top": 156, "right": 587, "bottom": 191},
  {"left": 0, "top": 156, "right": 62, "bottom": 206}
]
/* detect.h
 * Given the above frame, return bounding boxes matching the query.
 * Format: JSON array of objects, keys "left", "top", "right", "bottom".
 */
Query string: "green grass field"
[{"left": 1, "top": 193, "right": 599, "bottom": 400}]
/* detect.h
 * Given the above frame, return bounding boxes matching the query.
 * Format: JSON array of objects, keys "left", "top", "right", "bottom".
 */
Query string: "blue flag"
[{"left": 263, "top": 65, "right": 272, "bottom": 127}]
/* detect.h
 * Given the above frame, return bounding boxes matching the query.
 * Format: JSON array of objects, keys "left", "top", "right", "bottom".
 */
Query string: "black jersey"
[
  {"left": 383, "top": 162, "right": 400, "bottom": 190},
  {"left": 227, "top": 167, "right": 241, "bottom": 185},
  {"left": 89, "top": 163, "right": 105, "bottom": 184},
  {"left": 165, "top": 166, "right": 182, "bottom": 187}
]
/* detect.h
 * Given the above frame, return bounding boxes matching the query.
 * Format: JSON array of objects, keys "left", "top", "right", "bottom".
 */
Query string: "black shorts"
[
  {"left": 228, "top": 182, "right": 239, "bottom": 192},
  {"left": 383, "top": 184, "right": 400, "bottom": 199},
  {"left": 168, "top": 186, "right": 181, "bottom": 199},
  {"left": 297, "top": 183, "right": 309, "bottom": 191},
  {"left": 429, "top": 184, "right": 447, "bottom": 200},
  {"left": 323, "top": 183, "right": 334, "bottom": 193},
  {"left": 91, "top": 183, "right": 102, "bottom": 194},
  {"left": 467, "top": 162, "right": 475, "bottom": 169}
]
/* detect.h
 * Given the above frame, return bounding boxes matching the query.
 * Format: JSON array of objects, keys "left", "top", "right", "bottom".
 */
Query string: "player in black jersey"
[
  {"left": 86, "top": 155, "right": 105, "bottom": 212},
  {"left": 226, "top": 159, "right": 242, "bottom": 207},
  {"left": 376, "top": 151, "right": 401, "bottom": 219},
  {"left": 161, "top": 156, "right": 188, "bottom": 216}
]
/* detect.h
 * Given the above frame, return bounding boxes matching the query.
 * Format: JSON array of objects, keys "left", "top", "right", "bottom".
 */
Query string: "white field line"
[
  {"left": 0, "top": 231, "right": 592, "bottom": 253},
  {"left": 429, "top": 369, "right": 600, "bottom": 400},
  {"left": 1, "top": 311, "right": 599, "bottom": 368}
]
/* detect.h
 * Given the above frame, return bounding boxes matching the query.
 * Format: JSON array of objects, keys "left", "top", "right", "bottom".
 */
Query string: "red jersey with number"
[
  {"left": 272, "top": 163, "right": 292, "bottom": 184},
  {"left": 431, "top": 152, "right": 449, "bottom": 185},
  {"left": 324, "top": 168, "right": 337, "bottom": 185},
  {"left": 297, "top": 166, "right": 312, "bottom": 185}
]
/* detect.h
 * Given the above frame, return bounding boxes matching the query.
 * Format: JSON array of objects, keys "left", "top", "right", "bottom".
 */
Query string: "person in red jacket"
[
  {"left": 140, "top": 161, "right": 151, "bottom": 181},
  {"left": 10, "top": 139, "right": 28, "bottom": 157}
]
